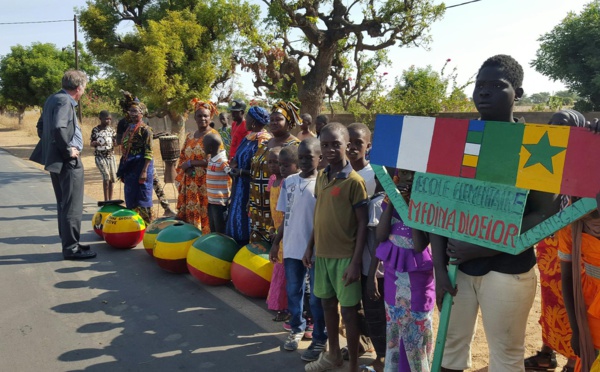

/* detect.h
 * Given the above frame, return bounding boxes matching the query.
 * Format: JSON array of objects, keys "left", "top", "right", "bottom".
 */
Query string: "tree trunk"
[
  {"left": 17, "top": 107, "right": 25, "bottom": 125},
  {"left": 298, "top": 40, "right": 337, "bottom": 120},
  {"left": 168, "top": 110, "right": 186, "bottom": 136}
]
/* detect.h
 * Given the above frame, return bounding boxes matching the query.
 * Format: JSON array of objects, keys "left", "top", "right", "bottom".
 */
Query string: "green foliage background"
[{"left": 532, "top": 0, "right": 600, "bottom": 110}]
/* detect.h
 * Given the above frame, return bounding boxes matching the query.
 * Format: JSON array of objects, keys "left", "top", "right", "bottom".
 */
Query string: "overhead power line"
[
  {"left": 0, "top": 2, "right": 480, "bottom": 25},
  {"left": 0, "top": 19, "right": 72, "bottom": 25},
  {"left": 446, "top": 0, "right": 482, "bottom": 9}
]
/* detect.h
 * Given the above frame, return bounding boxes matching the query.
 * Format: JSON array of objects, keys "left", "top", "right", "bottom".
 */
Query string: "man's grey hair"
[{"left": 62, "top": 70, "right": 88, "bottom": 91}]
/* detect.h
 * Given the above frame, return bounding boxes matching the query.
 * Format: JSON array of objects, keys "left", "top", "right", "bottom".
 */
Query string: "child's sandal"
[
  {"left": 272, "top": 311, "right": 290, "bottom": 322},
  {"left": 524, "top": 350, "right": 557, "bottom": 371}
]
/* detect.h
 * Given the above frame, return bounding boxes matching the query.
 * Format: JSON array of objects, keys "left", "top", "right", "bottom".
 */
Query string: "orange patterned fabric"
[
  {"left": 175, "top": 129, "right": 224, "bottom": 234},
  {"left": 190, "top": 98, "right": 218, "bottom": 117},
  {"left": 558, "top": 225, "right": 600, "bottom": 351},
  {"left": 536, "top": 236, "right": 576, "bottom": 359}
]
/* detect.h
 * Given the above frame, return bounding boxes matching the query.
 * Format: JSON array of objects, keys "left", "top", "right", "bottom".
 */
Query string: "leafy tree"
[
  {"left": 0, "top": 42, "right": 97, "bottom": 123},
  {"left": 547, "top": 95, "right": 564, "bottom": 111},
  {"left": 532, "top": 1, "right": 600, "bottom": 109},
  {"left": 524, "top": 90, "right": 579, "bottom": 111},
  {"left": 330, "top": 49, "right": 392, "bottom": 113},
  {"left": 529, "top": 92, "right": 551, "bottom": 105},
  {"left": 530, "top": 103, "right": 548, "bottom": 112},
  {"left": 79, "top": 77, "right": 121, "bottom": 117},
  {"left": 239, "top": 0, "right": 445, "bottom": 118},
  {"left": 350, "top": 61, "right": 473, "bottom": 123},
  {"left": 554, "top": 90, "right": 578, "bottom": 106},
  {"left": 78, "top": 0, "right": 260, "bottom": 132},
  {"left": 0, "top": 94, "right": 10, "bottom": 116}
]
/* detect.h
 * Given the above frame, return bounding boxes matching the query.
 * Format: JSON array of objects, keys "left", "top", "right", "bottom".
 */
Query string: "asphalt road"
[{"left": 0, "top": 149, "right": 305, "bottom": 371}]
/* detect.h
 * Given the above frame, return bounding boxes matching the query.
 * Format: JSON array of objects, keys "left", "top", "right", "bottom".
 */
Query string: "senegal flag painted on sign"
[
  {"left": 370, "top": 115, "right": 600, "bottom": 198},
  {"left": 515, "top": 124, "right": 570, "bottom": 193},
  {"left": 476, "top": 122, "right": 570, "bottom": 193}
]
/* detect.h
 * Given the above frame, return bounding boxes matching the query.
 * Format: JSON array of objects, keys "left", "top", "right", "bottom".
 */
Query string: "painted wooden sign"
[
  {"left": 370, "top": 114, "right": 600, "bottom": 371},
  {"left": 370, "top": 115, "right": 600, "bottom": 198},
  {"left": 370, "top": 115, "right": 599, "bottom": 253},
  {"left": 407, "top": 172, "right": 528, "bottom": 253},
  {"left": 373, "top": 165, "right": 597, "bottom": 254}
]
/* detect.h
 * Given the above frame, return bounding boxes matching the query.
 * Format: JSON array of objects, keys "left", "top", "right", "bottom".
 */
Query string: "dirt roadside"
[{"left": 0, "top": 123, "right": 178, "bottom": 215}]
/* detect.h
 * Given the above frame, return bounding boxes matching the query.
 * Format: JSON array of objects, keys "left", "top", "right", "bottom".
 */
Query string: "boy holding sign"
[{"left": 432, "top": 55, "right": 560, "bottom": 372}]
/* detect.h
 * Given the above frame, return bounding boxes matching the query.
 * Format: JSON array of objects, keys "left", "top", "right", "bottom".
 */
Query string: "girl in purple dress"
[{"left": 372, "top": 169, "right": 435, "bottom": 372}]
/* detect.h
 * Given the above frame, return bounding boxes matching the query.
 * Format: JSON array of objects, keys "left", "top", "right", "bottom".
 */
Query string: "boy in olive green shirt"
[{"left": 303, "top": 123, "right": 368, "bottom": 372}]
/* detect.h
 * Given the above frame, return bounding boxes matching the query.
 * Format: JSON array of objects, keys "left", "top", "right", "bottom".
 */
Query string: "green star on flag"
[{"left": 522, "top": 131, "right": 566, "bottom": 174}]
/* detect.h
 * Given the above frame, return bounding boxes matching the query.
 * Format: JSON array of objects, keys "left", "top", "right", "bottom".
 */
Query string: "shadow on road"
[{"left": 50, "top": 244, "right": 300, "bottom": 371}]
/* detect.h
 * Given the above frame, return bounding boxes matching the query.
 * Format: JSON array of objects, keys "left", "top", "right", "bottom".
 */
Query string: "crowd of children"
[{"left": 90, "top": 54, "right": 600, "bottom": 372}]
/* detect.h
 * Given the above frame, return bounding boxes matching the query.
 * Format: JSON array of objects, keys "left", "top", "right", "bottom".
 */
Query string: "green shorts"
[{"left": 313, "top": 257, "right": 361, "bottom": 307}]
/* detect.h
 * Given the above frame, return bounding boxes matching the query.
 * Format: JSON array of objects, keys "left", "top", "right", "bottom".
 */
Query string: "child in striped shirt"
[{"left": 203, "top": 133, "right": 231, "bottom": 233}]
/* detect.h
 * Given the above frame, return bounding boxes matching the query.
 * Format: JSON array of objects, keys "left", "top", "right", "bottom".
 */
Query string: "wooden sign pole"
[
  {"left": 373, "top": 164, "right": 458, "bottom": 370},
  {"left": 432, "top": 263, "right": 456, "bottom": 371}
]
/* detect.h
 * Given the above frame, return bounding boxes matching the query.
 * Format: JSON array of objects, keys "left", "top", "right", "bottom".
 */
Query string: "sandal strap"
[{"left": 524, "top": 350, "right": 557, "bottom": 370}]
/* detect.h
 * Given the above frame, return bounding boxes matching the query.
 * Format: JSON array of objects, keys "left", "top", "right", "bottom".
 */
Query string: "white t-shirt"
[
  {"left": 276, "top": 173, "right": 317, "bottom": 260},
  {"left": 357, "top": 163, "right": 376, "bottom": 196}
]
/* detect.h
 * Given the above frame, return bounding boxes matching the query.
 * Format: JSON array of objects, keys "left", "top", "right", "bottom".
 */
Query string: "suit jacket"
[{"left": 30, "top": 90, "right": 78, "bottom": 173}]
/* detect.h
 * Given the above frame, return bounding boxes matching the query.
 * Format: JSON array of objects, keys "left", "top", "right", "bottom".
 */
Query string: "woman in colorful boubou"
[
  {"left": 248, "top": 101, "right": 301, "bottom": 242},
  {"left": 175, "top": 99, "right": 224, "bottom": 233},
  {"left": 117, "top": 101, "right": 154, "bottom": 224},
  {"left": 226, "top": 106, "right": 272, "bottom": 246}
]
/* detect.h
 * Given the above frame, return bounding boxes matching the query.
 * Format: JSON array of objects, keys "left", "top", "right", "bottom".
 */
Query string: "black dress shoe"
[
  {"left": 78, "top": 244, "right": 91, "bottom": 251},
  {"left": 63, "top": 249, "right": 97, "bottom": 260}
]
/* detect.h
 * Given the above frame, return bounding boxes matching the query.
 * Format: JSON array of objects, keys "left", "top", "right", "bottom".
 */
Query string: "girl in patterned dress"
[
  {"left": 266, "top": 147, "right": 290, "bottom": 320},
  {"left": 374, "top": 169, "right": 434, "bottom": 372}
]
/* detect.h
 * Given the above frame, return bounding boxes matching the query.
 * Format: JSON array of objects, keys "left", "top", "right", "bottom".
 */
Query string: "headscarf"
[
  {"left": 271, "top": 101, "right": 302, "bottom": 128},
  {"left": 128, "top": 100, "right": 147, "bottom": 115},
  {"left": 190, "top": 98, "right": 218, "bottom": 117},
  {"left": 120, "top": 90, "right": 147, "bottom": 118},
  {"left": 559, "top": 109, "right": 586, "bottom": 127},
  {"left": 119, "top": 90, "right": 136, "bottom": 113},
  {"left": 247, "top": 106, "right": 270, "bottom": 127}
]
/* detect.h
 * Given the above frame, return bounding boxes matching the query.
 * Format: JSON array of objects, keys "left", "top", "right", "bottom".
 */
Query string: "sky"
[{"left": 0, "top": 0, "right": 593, "bottom": 98}]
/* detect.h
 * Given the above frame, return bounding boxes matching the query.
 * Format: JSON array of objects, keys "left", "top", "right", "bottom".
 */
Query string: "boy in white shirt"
[{"left": 271, "top": 138, "right": 327, "bottom": 361}]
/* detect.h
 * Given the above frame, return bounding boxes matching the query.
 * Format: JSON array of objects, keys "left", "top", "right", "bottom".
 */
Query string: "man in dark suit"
[{"left": 32, "top": 70, "right": 96, "bottom": 260}]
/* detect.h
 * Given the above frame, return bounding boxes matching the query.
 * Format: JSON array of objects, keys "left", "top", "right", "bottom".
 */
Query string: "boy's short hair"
[
  {"left": 478, "top": 54, "right": 523, "bottom": 89},
  {"left": 301, "top": 113, "right": 312, "bottom": 122},
  {"left": 321, "top": 122, "right": 349, "bottom": 142},
  {"left": 300, "top": 137, "right": 321, "bottom": 154},
  {"left": 202, "top": 132, "right": 222, "bottom": 148},
  {"left": 347, "top": 122, "right": 371, "bottom": 140},
  {"left": 316, "top": 115, "right": 329, "bottom": 124},
  {"left": 279, "top": 145, "right": 298, "bottom": 164},
  {"left": 99, "top": 110, "right": 111, "bottom": 118}
]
